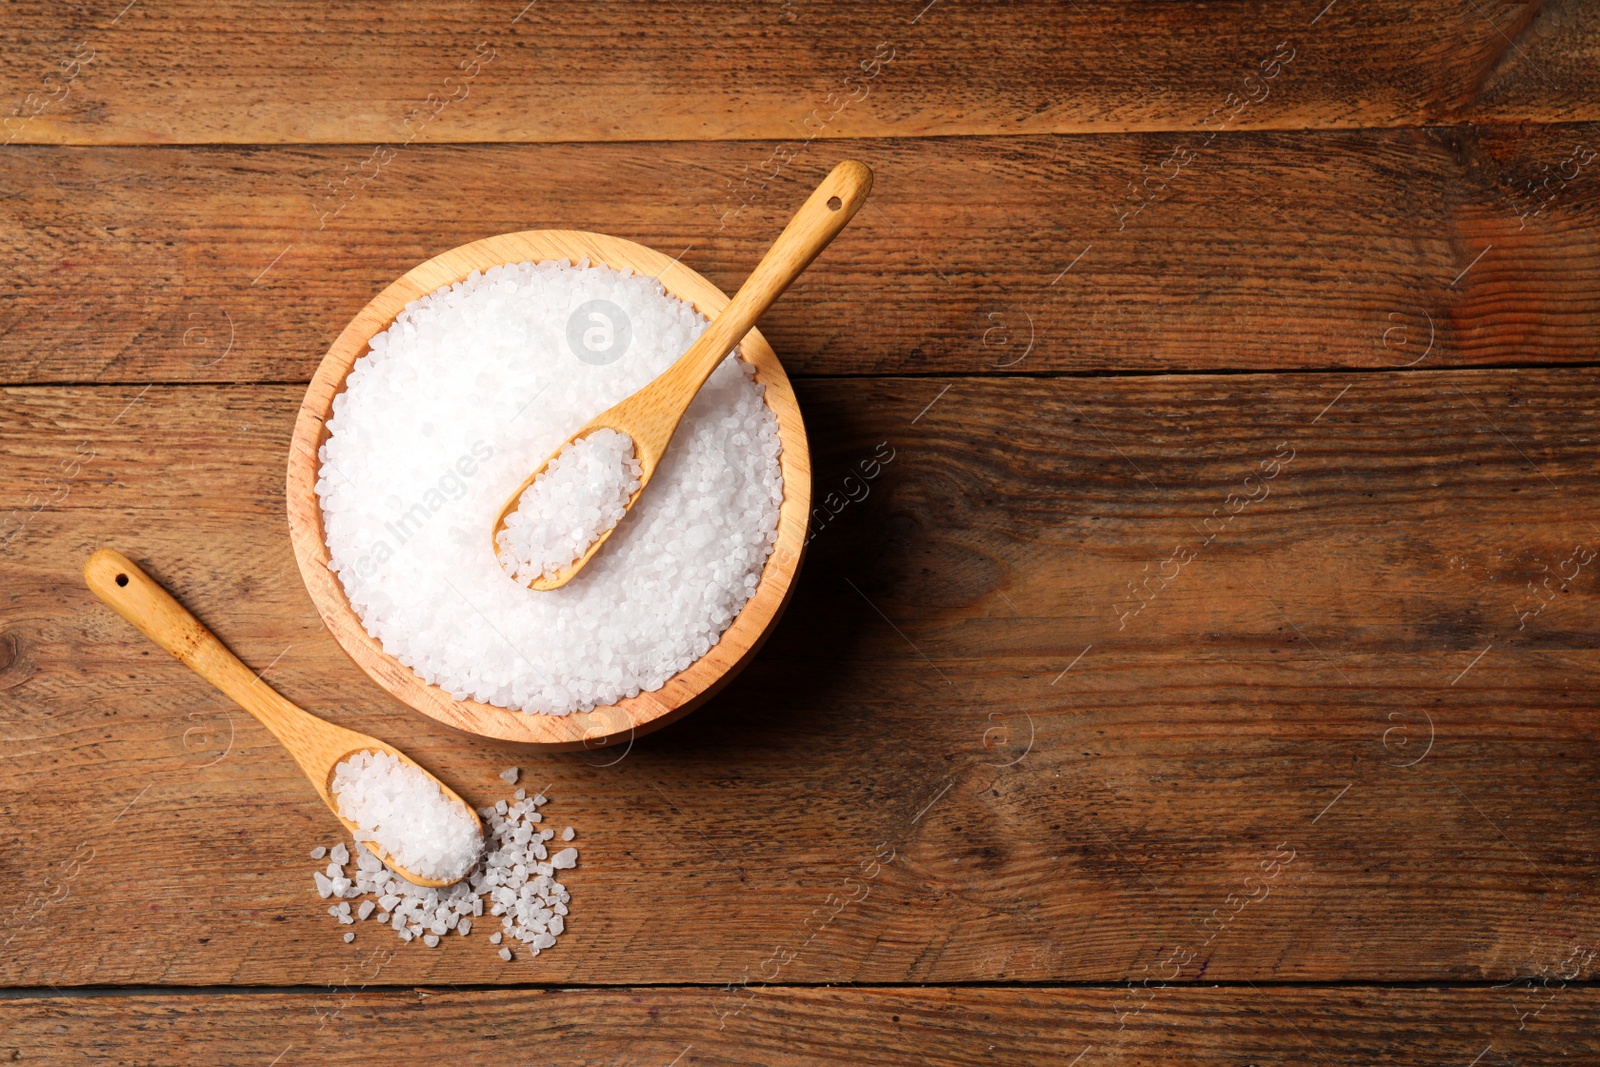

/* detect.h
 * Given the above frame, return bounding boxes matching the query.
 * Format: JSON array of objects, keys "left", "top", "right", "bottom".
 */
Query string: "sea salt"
[
  {"left": 316, "top": 258, "right": 784, "bottom": 716},
  {"left": 331, "top": 750, "right": 484, "bottom": 884},
  {"left": 312, "top": 786, "right": 577, "bottom": 962},
  {"left": 497, "top": 428, "right": 642, "bottom": 584}
]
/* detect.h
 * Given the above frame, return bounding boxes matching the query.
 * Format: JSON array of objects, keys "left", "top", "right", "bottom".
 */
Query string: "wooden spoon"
[
  {"left": 83, "top": 548, "right": 483, "bottom": 888},
  {"left": 492, "top": 159, "right": 873, "bottom": 589}
]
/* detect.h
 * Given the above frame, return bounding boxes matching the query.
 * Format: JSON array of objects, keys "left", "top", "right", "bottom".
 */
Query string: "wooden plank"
[
  {"left": 2, "top": 372, "right": 1597, "bottom": 986},
  {"left": 1, "top": 0, "right": 1595, "bottom": 146},
  {"left": 3, "top": 986, "right": 1597, "bottom": 1065},
  {"left": 4, "top": 125, "right": 1598, "bottom": 383}
]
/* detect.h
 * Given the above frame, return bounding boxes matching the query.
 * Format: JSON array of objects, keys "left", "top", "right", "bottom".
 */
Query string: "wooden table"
[{"left": 3, "top": 2, "right": 1597, "bottom": 1062}]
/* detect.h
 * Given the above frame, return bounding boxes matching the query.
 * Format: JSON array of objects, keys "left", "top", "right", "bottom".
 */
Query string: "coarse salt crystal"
[
  {"left": 331, "top": 749, "right": 483, "bottom": 883},
  {"left": 316, "top": 260, "right": 783, "bottom": 717},
  {"left": 309, "top": 785, "right": 578, "bottom": 964},
  {"left": 496, "top": 429, "right": 642, "bottom": 584}
]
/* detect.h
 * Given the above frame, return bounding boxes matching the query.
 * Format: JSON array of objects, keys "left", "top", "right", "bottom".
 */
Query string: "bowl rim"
[{"left": 285, "top": 229, "right": 811, "bottom": 749}]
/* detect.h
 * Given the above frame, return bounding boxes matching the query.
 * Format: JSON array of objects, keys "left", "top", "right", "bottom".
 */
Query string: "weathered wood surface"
[
  {"left": 4, "top": 986, "right": 1598, "bottom": 1065},
  {"left": 3, "top": 1, "right": 1598, "bottom": 1057},
  {"left": 4, "top": 125, "right": 1599, "bottom": 382},
  {"left": 2, "top": 0, "right": 1596, "bottom": 146},
  {"left": 2, "top": 373, "right": 1595, "bottom": 986}
]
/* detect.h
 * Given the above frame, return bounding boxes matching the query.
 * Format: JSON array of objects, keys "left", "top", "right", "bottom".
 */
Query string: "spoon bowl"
[{"left": 84, "top": 549, "right": 482, "bottom": 888}]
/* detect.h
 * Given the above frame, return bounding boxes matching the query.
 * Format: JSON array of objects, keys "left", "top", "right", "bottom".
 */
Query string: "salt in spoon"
[
  {"left": 83, "top": 548, "right": 483, "bottom": 888},
  {"left": 493, "top": 159, "right": 873, "bottom": 589}
]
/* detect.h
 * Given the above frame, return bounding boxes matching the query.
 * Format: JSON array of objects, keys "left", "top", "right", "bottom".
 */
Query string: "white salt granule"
[
  {"left": 500, "top": 767, "right": 519, "bottom": 785},
  {"left": 316, "top": 258, "right": 784, "bottom": 716},
  {"left": 310, "top": 846, "right": 326, "bottom": 860},
  {"left": 497, "top": 429, "right": 642, "bottom": 584},
  {"left": 312, "top": 787, "right": 577, "bottom": 962},
  {"left": 331, "top": 750, "right": 484, "bottom": 884},
  {"left": 561, "top": 827, "right": 575, "bottom": 841}
]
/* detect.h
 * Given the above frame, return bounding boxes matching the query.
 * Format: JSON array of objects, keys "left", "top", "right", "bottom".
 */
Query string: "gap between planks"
[
  {"left": 15, "top": 361, "right": 1600, "bottom": 392},
  {"left": 7, "top": 980, "right": 1600, "bottom": 999}
]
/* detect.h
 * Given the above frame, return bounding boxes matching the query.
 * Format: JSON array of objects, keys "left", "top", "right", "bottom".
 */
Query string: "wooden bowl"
[{"left": 286, "top": 231, "right": 810, "bottom": 749}]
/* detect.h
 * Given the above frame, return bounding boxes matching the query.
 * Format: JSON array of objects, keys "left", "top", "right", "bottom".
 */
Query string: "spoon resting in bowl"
[
  {"left": 492, "top": 159, "right": 872, "bottom": 590},
  {"left": 83, "top": 549, "right": 483, "bottom": 888}
]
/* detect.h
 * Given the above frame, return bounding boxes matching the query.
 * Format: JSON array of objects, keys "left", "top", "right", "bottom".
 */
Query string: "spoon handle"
[
  {"left": 654, "top": 160, "right": 873, "bottom": 411},
  {"left": 82, "top": 548, "right": 341, "bottom": 762},
  {"left": 84, "top": 549, "right": 482, "bottom": 887}
]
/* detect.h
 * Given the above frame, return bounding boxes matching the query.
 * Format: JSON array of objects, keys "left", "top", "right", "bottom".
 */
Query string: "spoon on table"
[
  {"left": 83, "top": 548, "right": 483, "bottom": 888},
  {"left": 492, "top": 158, "right": 874, "bottom": 589}
]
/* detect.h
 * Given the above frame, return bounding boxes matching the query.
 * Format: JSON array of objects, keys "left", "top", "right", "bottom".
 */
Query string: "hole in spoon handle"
[
  {"left": 82, "top": 547, "right": 259, "bottom": 697},
  {"left": 724, "top": 160, "right": 873, "bottom": 324},
  {"left": 84, "top": 549, "right": 203, "bottom": 658}
]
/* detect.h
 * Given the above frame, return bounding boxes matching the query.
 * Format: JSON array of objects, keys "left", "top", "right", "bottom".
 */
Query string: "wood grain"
[
  {"left": 3, "top": 125, "right": 1597, "bottom": 382},
  {"left": 1, "top": 0, "right": 1595, "bottom": 146},
  {"left": 4, "top": 0, "right": 1594, "bottom": 1056},
  {"left": 287, "top": 229, "right": 812, "bottom": 746},
  {"left": 2, "top": 373, "right": 1596, "bottom": 986},
  {"left": 4, "top": 986, "right": 1597, "bottom": 1065}
]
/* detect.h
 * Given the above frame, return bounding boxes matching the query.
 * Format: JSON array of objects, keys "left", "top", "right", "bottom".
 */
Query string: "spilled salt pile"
[
  {"left": 331, "top": 750, "right": 484, "bottom": 884},
  {"left": 316, "top": 258, "right": 783, "bottom": 716},
  {"left": 314, "top": 782, "right": 577, "bottom": 961},
  {"left": 497, "top": 428, "right": 642, "bottom": 584}
]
